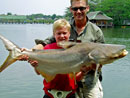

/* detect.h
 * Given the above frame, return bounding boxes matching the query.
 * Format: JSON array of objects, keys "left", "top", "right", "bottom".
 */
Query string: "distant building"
[
  {"left": 87, "top": 11, "right": 113, "bottom": 28},
  {"left": 0, "top": 15, "right": 26, "bottom": 20},
  {"left": 0, "top": 15, "right": 27, "bottom": 24},
  {"left": 123, "top": 19, "right": 130, "bottom": 26}
]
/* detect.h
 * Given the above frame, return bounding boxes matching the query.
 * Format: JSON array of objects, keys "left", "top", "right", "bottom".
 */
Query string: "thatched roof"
[{"left": 87, "top": 11, "right": 113, "bottom": 20}]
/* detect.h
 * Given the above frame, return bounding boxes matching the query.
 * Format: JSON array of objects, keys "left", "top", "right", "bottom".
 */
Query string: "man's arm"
[
  {"left": 35, "top": 36, "right": 56, "bottom": 46},
  {"left": 96, "top": 29, "right": 105, "bottom": 43}
]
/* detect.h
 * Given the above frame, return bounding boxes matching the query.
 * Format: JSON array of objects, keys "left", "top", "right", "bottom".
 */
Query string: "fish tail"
[
  {"left": 0, "top": 52, "right": 18, "bottom": 72},
  {"left": 0, "top": 34, "right": 22, "bottom": 72}
]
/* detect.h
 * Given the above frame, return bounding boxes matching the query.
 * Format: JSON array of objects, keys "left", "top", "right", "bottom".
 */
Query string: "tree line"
[{"left": 0, "top": 13, "right": 63, "bottom": 24}]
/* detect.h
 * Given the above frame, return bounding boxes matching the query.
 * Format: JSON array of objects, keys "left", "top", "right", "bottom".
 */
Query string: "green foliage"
[
  {"left": 7, "top": 12, "right": 12, "bottom": 15},
  {"left": 88, "top": 2, "right": 97, "bottom": 12},
  {"left": 26, "top": 14, "right": 44, "bottom": 20},
  {"left": 64, "top": 7, "right": 73, "bottom": 19},
  {"left": 0, "top": 13, "right": 63, "bottom": 24},
  {"left": 64, "top": 0, "right": 130, "bottom": 25},
  {"left": 1, "top": 0, "right": 130, "bottom": 25},
  {"left": 96, "top": 0, "right": 130, "bottom": 25},
  {"left": 52, "top": 14, "right": 56, "bottom": 20},
  {"left": 89, "top": 0, "right": 103, "bottom": 4}
]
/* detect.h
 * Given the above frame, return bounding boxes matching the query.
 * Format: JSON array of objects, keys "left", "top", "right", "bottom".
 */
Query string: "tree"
[
  {"left": 96, "top": 0, "right": 130, "bottom": 25},
  {"left": 64, "top": 7, "right": 73, "bottom": 19},
  {"left": 89, "top": 0, "right": 104, "bottom": 4},
  {"left": 88, "top": 2, "right": 97, "bottom": 12},
  {"left": 52, "top": 14, "right": 56, "bottom": 20},
  {"left": 7, "top": 12, "right": 12, "bottom": 15}
]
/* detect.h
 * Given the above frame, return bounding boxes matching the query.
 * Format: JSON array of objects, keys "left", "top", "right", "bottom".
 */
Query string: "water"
[
  {"left": 0, "top": 24, "right": 130, "bottom": 98},
  {"left": 0, "top": 24, "right": 53, "bottom": 98},
  {"left": 102, "top": 27, "right": 130, "bottom": 98}
]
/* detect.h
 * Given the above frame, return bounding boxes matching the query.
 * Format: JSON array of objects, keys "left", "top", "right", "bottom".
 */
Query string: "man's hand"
[{"left": 80, "top": 64, "right": 102, "bottom": 75}]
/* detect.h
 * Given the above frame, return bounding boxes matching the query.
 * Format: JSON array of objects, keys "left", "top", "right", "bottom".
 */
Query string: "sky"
[{"left": 0, "top": 0, "right": 70, "bottom": 15}]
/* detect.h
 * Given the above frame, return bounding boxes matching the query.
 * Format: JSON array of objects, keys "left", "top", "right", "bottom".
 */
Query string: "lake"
[{"left": 0, "top": 24, "right": 130, "bottom": 98}]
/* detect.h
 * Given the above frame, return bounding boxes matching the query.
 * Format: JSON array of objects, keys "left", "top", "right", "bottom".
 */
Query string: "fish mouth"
[
  {"left": 120, "top": 49, "right": 128, "bottom": 57},
  {"left": 111, "top": 49, "right": 128, "bottom": 59}
]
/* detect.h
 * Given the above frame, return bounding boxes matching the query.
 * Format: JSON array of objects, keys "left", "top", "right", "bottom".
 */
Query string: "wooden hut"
[{"left": 87, "top": 11, "right": 113, "bottom": 28}]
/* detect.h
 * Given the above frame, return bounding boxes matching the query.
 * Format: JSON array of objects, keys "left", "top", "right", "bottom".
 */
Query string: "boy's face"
[
  {"left": 70, "top": 0, "right": 89, "bottom": 21},
  {"left": 54, "top": 27, "right": 70, "bottom": 43}
]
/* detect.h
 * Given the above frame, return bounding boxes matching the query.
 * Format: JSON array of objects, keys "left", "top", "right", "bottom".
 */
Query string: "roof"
[
  {"left": 87, "top": 11, "right": 113, "bottom": 20},
  {"left": 0, "top": 15, "right": 27, "bottom": 19}
]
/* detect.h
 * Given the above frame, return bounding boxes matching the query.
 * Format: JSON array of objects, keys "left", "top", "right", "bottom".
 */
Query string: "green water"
[
  {"left": 102, "top": 27, "right": 130, "bottom": 98},
  {"left": 103, "top": 27, "right": 130, "bottom": 48},
  {"left": 0, "top": 24, "right": 130, "bottom": 98}
]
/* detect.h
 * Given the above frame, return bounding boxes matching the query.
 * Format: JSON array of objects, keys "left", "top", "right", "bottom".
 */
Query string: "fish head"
[
  {"left": 88, "top": 44, "right": 128, "bottom": 65},
  {"left": 109, "top": 49, "right": 128, "bottom": 60}
]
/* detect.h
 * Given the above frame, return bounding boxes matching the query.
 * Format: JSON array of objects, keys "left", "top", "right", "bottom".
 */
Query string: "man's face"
[
  {"left": 54, "top": 27, "right": 70, "bottom": 43},
  {"left": 70, "top": 0, "right": 89, "bottom": 21}
]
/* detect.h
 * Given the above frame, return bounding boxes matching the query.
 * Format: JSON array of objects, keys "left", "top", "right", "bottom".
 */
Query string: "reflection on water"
[
  {"left": 0, "top": 24, "right": 130, "bottom": 98},
  {"left": 102, "top": 27, "right": 130, "bottom": 49}
]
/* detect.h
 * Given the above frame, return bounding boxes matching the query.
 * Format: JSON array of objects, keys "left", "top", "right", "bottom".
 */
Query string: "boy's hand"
[
  {"left": 28, "top": 60, "right": 38, "bottom": 67},
  {"left": 18, "top": 54, "right": 29, "bottom": 61}
]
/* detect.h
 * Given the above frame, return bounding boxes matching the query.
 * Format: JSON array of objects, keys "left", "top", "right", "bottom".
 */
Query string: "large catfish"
[{"left": 0, "top": 34, "right": 128, "bottom": 82}]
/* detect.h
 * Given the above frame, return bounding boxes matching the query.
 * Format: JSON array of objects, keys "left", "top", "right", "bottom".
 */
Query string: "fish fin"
[
  {"left": 88, "top": 51, "right": 101, "bottom": 82},
  {"left": 73, "top": 72, "right": 77, "bottom": 85},
  {"left": 94, "top": 63, "right": 100, "bottom": 78},
  {"left": 33, "top": 49, "right": 64, "bottom": 53},
  {"left": 0, "top": 34, "right": 22, "bottom": 72},
  {"left": 0, "top": 52, "right": 17, "bottom": 72},
  {"left": 69, "top": 72, "right": 77, "bottom": 84},
  {"left": 0, "top": 34, "right": 20, "bottom": 51},
  {"left": 69, "top": 72, "right": 75, "bottom": 79},
  {"left": 57, "top": 41, "right": 77, "bottom": 49},
  {"left": 37, "top": 69, "right": 56, "bottom": 82},
  {"left": 88, "top": 52, "right": 95, "bottom": 63},
  {"left": 93, "top": 63, "right": 100, "bottom": 84},
  {"left": 88, "top": 48, "right": 102, "bottom": 63}
]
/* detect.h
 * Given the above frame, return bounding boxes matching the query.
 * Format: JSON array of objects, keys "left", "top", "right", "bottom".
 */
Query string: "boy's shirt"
[{"left": 43, "top": 42, "right": 77, "bottom": 91}]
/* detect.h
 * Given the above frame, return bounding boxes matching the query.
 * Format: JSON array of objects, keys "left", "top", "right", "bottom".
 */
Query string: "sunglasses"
[{"left": 71, "top": 7, "right": 86, "bottom": 11}]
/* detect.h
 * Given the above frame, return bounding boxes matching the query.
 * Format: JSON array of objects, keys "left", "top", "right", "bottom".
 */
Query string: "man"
[{"left": 35, "top": 0, "right": 105, "bottom": 98}]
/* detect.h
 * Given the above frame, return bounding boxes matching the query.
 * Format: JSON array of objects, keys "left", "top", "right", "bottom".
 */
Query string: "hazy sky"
[{"left": 0, "top": 0, "right": 70, "bottom": 15}]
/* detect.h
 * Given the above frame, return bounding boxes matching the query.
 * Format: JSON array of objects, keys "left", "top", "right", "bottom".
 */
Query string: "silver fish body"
[{"left": 0, "top": 34, "right": 128, "bottom": 81}]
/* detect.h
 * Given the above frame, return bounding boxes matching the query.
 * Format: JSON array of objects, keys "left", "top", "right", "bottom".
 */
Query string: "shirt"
[{"left": 69, "top": 16, "right": 105, "bottom": 43}]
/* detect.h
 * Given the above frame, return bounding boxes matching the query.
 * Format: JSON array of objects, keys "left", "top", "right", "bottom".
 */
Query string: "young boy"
[{"left": 43, "top": 19, "right": 78, "bottom": 98}]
